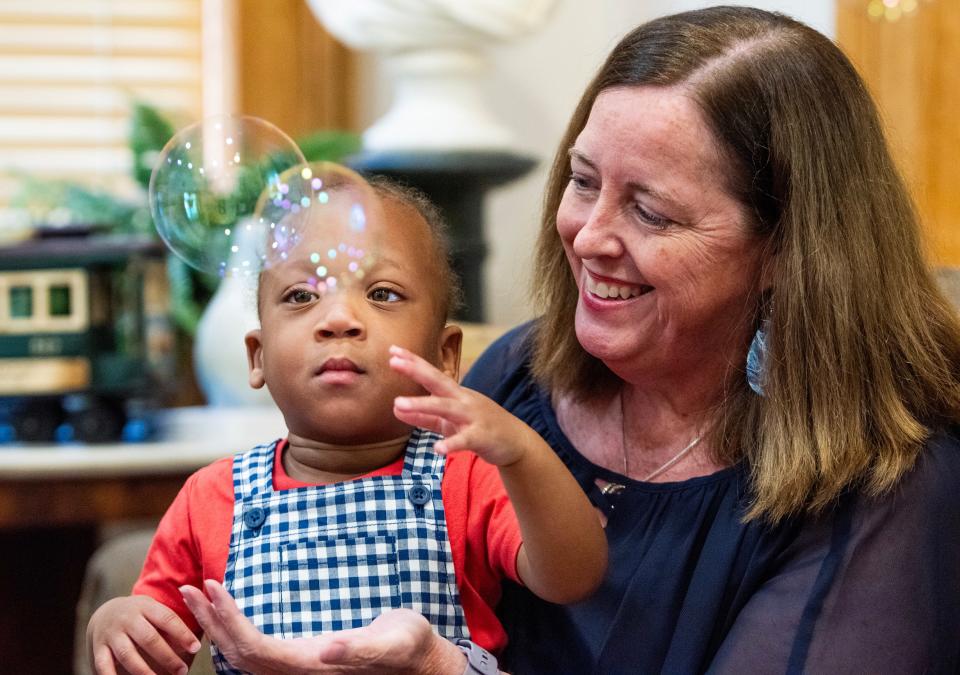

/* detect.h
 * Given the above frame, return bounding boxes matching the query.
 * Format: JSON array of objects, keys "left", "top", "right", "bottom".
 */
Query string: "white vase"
[
  {"left": 306, "top": 0, "right": 558, "bottom": 152},
  {"left": 192, "top": 224, "right": 273, "bottom": 407}
]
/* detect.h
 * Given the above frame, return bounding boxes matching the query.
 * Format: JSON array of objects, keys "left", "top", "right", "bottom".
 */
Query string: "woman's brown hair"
[{"left": 531, "top": 6, "right": 960, "bottom": 522}]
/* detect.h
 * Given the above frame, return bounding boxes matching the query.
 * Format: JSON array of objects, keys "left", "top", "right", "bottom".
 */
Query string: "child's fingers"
[
  {"left": 394, "top": 395, "right": 470, "bottom": 426},
  {"left": 434, "top": 432, "right": 473, "bottom": 456},
  {"left": 105, "top": 632, "right": 161, "bottom": 675},
  {"left": 143, "top": 599, "right": 201, "bottom": 656},
  {"left": 389, "top": 347, "right": 459, "bottom": 397},
  {"left": 391, "top": 407, "right": 447, "bottom": 434},
  {"left": 90, "top": 643, "right": 120, "bottom": 675},
  {"left": 126, "top": 614, "right": 190, "bottom": 675}
]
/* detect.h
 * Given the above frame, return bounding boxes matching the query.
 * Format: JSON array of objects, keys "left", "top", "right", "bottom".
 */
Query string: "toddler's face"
[{"left": 246, "top": 197, "right": 457, "bottom": 444}]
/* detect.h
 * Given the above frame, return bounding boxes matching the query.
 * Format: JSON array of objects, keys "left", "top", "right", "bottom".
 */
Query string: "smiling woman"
[{"left": 557, "top": 86, "right": 768, "bottom": 399}]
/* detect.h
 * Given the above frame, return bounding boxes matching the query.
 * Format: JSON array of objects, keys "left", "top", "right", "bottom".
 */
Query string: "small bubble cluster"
[{"left": 253, "top": 161, "right": 381, "bottom": 294}]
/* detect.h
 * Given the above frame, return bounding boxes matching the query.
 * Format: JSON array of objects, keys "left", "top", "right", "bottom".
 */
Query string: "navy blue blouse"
[{"left": 463, "top": 324, "right": 960, "bottom": 675}]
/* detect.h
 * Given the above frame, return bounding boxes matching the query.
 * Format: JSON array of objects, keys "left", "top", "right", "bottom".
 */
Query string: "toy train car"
[{"left": 0, "top": 234, "right": 171, "bottom": 443}]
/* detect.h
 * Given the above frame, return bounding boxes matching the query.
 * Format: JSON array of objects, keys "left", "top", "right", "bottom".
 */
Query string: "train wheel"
[
  {"left": 70, "top": 402, "right": 125, "bottom": 443},
  {"left": 13, "top": 401, "right": 65, "bottom": 442}
]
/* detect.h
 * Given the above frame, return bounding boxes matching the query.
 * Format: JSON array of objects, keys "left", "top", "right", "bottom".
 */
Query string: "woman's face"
[{"left": 557, "top": 85, "right": 769, "bottom": 382}]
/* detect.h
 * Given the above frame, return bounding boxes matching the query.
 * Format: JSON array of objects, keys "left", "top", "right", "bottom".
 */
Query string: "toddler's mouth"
[{"left": 316, "top": 357, "right": 365, "bottom": 375}]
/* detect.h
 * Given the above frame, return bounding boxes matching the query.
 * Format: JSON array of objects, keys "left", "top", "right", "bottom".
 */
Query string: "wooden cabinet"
[{"left": 837, "top": 0, "right": 960, "bottom": 264}]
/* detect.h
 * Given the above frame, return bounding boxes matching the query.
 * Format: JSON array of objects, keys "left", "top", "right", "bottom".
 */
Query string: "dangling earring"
[{"left": 746, "top": 307, "right": 770, "bottom": 396}]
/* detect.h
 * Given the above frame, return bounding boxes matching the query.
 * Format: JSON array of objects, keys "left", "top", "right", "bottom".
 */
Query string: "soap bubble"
[
  {"left": 252, "top": 161, "right": 384, "bottom": 294},
  {"left": 148, "top": 115, "right": 306, "bottom": 277}
]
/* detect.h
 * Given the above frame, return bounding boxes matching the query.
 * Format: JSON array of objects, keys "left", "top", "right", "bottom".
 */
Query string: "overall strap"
[
  {"left": 231, "top": 439, "right": 279, "bottom": 501},
  {"left": 402, "top": 427, "right": 445, "bottom": 477}
]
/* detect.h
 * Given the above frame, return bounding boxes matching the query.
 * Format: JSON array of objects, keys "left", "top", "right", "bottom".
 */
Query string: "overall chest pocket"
[{"left": 279, "top": 533, "right": 400, "bottom": 638}]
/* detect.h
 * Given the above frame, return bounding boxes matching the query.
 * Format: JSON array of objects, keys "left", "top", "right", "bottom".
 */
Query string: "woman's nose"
[
  {"left": 314, "top": 300, "right": 365, "bottom": 339},
  {"left": 572, "top": 196, "right": 624, "bottom": 260}
]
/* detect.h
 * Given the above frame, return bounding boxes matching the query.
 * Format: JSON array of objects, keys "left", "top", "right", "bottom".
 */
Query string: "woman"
[{"left": 182, "top": 6, "right": 960, "bottom": 673}]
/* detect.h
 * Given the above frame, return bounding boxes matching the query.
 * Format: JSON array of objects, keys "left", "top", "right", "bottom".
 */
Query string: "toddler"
[{"left": 87, "top": 178, "right": 607, "bottom": 674}]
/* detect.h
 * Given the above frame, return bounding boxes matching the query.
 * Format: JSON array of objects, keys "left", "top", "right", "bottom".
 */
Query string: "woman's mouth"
[{"left": 584, "top": 275, "right": 653, "bottom": 300}]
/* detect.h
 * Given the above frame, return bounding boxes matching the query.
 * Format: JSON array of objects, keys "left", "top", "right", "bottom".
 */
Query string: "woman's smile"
[
  {"left": 583, "top": 270, "right": 653, "bottom": 301},
  {"left": 580, "top": 271, "right": 654, "bottom": 315}
]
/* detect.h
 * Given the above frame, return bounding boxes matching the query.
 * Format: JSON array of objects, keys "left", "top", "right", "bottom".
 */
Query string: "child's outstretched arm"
[
  {"left": 389, "top": 345, "right": 607, "bottom": 604},
  {"left": 87, "top": 594, "right": 201, "bottom": 674}
]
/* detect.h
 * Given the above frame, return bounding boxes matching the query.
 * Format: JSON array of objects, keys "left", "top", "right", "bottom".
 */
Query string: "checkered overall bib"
[{"left": 212, "top": 428, "right": 469, "bottom": 674}]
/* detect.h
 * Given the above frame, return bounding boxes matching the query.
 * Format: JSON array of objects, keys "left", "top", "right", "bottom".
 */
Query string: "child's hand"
[
  {"left": 181, "top": 581, "right": 463, "bottom": 675},
  {"left": 87, "top": 595, "right": 200, "bottom": 675},
  {"left": 389, "top": 344, "right": 543, "bottom": 466}
]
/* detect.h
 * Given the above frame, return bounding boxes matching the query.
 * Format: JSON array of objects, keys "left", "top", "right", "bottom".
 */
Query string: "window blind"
[{"left": 0, "top": 0, "right": 203, "bottom": 210}]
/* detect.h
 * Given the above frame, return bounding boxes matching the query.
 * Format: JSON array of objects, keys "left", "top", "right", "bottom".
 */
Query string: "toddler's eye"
[
  {"left": 369, "top": 287, "right": 402, "bottom": 303},
  {"left": 285, "top": 288, "right": 317, "bottom": 304}
]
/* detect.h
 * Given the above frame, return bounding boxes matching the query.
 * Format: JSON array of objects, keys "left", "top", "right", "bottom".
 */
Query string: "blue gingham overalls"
[{"left": 212, "top": 428, "right": 469, "bottom": 674}]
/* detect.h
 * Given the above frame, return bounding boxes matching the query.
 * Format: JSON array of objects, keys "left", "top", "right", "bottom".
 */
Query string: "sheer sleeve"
[{"left": 709, "top": 431, "right": 960, "bottom": 675}]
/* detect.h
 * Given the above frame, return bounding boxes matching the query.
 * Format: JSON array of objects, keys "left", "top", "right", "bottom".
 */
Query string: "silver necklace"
[{"left": 602, "top": 389, "right": 702, "bottom": 494}]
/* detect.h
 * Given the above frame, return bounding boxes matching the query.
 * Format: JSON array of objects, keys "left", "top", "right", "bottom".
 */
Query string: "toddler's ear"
[
  {"left": 439, "top": 324, "right": 463, "bottom": 382},
  {"left": 245, "top": 329, "right": 266, "bottom": 389}
]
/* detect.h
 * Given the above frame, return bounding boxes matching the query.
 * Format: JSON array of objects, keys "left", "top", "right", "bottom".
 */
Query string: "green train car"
[{"left": 0, "top": 234, "right": 171, "bottom": 443}]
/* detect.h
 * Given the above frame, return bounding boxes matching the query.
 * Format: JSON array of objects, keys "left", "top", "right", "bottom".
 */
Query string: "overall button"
[
  {"left": 407, "top": 484, "right": 431, "bottom": 506},
  {"left": 243, "top": 506, "right": 267, "bottom": 530}
]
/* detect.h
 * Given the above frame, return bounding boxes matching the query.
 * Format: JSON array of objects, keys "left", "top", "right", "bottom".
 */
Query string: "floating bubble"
[
  {"left": 253, "top": 161, "right": 383, "bottom": 295},
  {"left": 148, "top": 115, "right": 306, "bottom": 277}
]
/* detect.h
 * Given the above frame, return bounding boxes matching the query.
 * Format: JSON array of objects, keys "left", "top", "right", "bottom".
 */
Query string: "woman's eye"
[
  {"left": 369, "top": 287, "right": 402, "bottom": 303},
  {"left": 285, "top": 288, "right": 317, "bottom": 304},
  {"left": 569, "top": 172, "right": 594, "bottom": 191},
  {"left": 635, "top": 203, "right": 671, "bottom": 230}
]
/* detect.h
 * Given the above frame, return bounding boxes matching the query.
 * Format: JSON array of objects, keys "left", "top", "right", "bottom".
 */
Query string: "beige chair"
[{"left": 935, "top": 267, "right": 960, "bottom": 309}]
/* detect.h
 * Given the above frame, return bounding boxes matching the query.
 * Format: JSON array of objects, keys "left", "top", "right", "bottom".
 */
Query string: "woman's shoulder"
[
  {"left": 898, "top": 425, "right": 960, "bottom": 511},
  {"left": 803, "top": 426, "right": 960, "bottom": 540},
  {"left": 919, "top": 424, "right": 960, "bottom": 465},
  {"left": 461, "top": 321, "right": 538, "bottom": 401},
  {"left": 715, "top": 427, "right": 960, "bottom": 673}
]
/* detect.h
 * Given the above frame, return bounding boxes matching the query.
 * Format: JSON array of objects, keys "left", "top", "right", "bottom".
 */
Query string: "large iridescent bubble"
[
  {"left": 148, "top": 115, "right": 306, "bottom": 277},
  {"left": 253, "top": 161, "right": 383, "bottom": 295}
]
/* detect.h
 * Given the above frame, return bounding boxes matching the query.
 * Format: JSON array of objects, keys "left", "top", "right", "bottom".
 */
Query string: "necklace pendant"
[{"left": 600, "top": 482, "right": 625, "bottom": 496}]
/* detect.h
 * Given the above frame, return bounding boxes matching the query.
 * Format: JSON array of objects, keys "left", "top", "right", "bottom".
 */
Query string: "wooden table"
[{"left": 0, "top": 406, "right": 285, "bottom": 674}]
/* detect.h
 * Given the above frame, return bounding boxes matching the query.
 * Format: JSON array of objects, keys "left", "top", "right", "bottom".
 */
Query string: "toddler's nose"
[{"left": 315, "top": 301, "right": 364, "bottom": 339}]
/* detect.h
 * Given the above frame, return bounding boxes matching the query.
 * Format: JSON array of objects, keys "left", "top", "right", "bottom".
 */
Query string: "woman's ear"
[
  {"left": 438, "top": 324, "right": 463, "bottom": 382},
  {"left": 758, "top": 241, "right": 777, "bottom": 292},
  {"left": 245, "top": 329, "right": 266, "bottom": 389}
]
